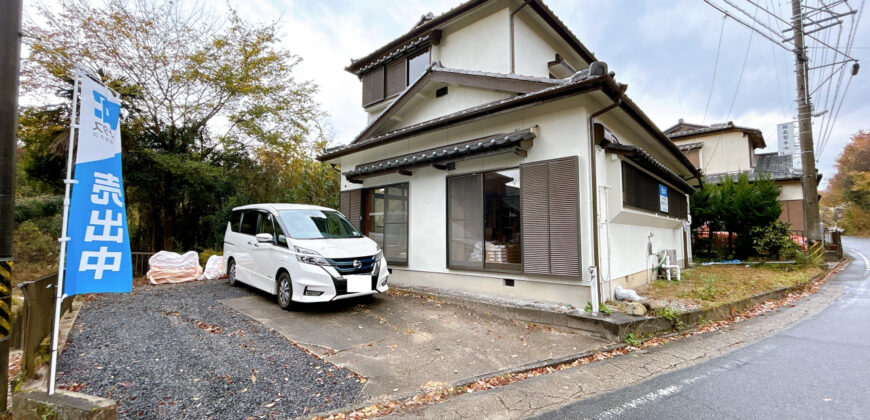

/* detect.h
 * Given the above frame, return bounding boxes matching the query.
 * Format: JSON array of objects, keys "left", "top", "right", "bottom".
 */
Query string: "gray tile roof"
[
  {"left": 604, "top": 143, "right": 695, "bottom": 193},
  {"left": 677, "top": 142, "right": 703, "bottom": 152},
  {"left": 705, "top": 153, "right": 803, "bottom": 183},
  {"left": 319, "top": 68, "right": 598, "bottom": 161},
  {"left": 343, "top": 129, "right": 535, "bottom": 180},
  {"left": 666, "top": 121, "right": 766, "bottom": 149}
]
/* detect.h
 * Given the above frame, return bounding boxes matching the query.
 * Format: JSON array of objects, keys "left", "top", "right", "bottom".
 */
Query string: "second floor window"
[
  {"left": 407, "top": 50, "right": 429, "bottom": 85},
  {"left": 362, "top": 47, "right": 431, "bottom": 106}
]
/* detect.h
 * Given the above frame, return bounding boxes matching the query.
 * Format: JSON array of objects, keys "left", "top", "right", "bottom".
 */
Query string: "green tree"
[
  {"left": 692, "top": 173, "right": 782, "bottom": 258},
  {"left": 24, "top": 0, "right": 337, "bottom": 251}
]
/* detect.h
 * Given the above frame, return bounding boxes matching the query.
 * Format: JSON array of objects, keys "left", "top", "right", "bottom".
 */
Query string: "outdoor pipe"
[
  {"left": 587, "top": 97, "right": 621, "bottom": 312},
  {"left": 509, "top": 0, "right": 532, "bottom": 74}
]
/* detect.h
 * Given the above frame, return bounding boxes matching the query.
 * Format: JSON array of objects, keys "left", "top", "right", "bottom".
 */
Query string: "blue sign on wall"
[
  {"left": 64, "top": 77, "right": 132, "bottom": 296},
  {"left": 659, "top": 184, "right": 669, "bottom": 213}
]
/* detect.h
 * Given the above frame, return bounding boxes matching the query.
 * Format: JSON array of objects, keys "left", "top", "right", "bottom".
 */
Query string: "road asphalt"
[{"left": 537, "top": 236, "right": 870, "bottom": 419}]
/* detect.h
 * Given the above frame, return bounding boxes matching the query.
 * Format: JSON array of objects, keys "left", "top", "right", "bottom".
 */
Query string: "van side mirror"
[{"left": 256, "top": 233, "right": 273, "bottom": 243}]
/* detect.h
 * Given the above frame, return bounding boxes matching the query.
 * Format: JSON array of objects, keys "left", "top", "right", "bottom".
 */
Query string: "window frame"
[
  {"left": 446, "top": 167, "right": 524, "bottom": 274},
  {"left": 362, "top": 182, "right": 410, "bottom": 266},
  {"left": 620, "top": 160, "right": 688, "bottom": 220}
]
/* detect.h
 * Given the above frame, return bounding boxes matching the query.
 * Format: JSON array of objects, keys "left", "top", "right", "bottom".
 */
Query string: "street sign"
[{"left": 777, "top": 122, "right": 796, "bottom": 156}]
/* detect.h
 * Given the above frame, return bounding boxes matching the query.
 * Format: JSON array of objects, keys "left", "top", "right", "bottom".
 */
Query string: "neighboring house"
[
  {"left": 318, "top": 0, "right": 701, "bottom": 307},
  {"left": 664, "top": 119, "right": 818, "bottom": 234}
]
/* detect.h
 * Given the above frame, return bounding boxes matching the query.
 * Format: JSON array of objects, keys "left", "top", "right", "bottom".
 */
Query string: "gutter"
[
  {"left": 587, "top": 97, "right": 621, "bottom": 313},
  {"left": 509, "top": 0, "right": 532, "bottom": 74}
]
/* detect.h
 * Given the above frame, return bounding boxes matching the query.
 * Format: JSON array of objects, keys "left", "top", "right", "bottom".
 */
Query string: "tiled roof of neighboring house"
[
  {"left": 677, "top": 142, "right": 703, "bottom": 152},
  {"left": 343, "top": 129, "right": 536, "bottom": 181},
  {"left": 345, "top": 0, "right": 598, "bottom": 76},
  {"left": 666, "top": 121, "right": 766, "bottom": 149},
  {"left": 704, "top": 153, "right": 821, "bottom": 183},
  {"left": 603, "top": 143, "right": 695, "bottom": 193}
]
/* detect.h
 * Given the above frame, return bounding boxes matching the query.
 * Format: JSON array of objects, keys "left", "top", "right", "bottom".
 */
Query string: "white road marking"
[
  {"left": 590, "top": 340, "right": 777, "bottom": 419},
  {"left": 850, "top": 248, "right": 870, "bottom": 272}
]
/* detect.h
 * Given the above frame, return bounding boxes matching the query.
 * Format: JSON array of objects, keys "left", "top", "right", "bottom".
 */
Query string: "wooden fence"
[{"left": 17, "top": 273, "right": 72, "bottom": 378}]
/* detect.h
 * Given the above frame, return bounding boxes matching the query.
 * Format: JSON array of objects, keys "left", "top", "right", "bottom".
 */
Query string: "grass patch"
[{"left": 642, "top": 264, "right": 823, "bottom": 309}]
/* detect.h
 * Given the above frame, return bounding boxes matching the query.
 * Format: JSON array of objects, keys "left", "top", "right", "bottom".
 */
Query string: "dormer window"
[
  {"left": 361, "top": 46, "right": 431, "bottom": 107},
  {"left": 407, "top": 50, "right": 430, "bottom": 85}
]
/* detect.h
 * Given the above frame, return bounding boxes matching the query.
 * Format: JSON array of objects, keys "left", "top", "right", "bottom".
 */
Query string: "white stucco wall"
[
  {"left": 338, "top": 93, "right": 692, "bottom": 305},
  {"left": 672, "top": 131, "right": 754, "bottom": 175},
  {"left": 339, "top": 96, "right": 596, "bottom": 307},
  {"left": 778, "top": 181, "right": 804, "bottom": 201},
  {"left": 382, "top": 85, "right": 511, "bottom": 133},
  {"left": 439, "top": 7, "right": 511, "bottom": 74}
]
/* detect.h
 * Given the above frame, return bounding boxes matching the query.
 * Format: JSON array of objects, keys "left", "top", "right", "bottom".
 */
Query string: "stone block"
[{"left": 12, "top": 389, "right": 116, "bottom": 420}]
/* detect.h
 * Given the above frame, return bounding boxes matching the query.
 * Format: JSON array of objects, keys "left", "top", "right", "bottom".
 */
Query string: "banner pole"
[{"left": 48, "top": 66, "right": 80, "bottom": 395}]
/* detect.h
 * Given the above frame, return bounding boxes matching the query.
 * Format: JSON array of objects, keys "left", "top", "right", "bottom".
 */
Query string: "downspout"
[
  {"left": 509, "top": 0, "right": 532, "bottom": 74},
  {"left": 587, "top": 98, "right": 621, "bottom": 313}
]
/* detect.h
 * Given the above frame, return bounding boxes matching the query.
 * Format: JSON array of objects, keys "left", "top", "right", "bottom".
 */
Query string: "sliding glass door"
[{"left": 364, "top": 183, "right": 408, "bottom": 265}]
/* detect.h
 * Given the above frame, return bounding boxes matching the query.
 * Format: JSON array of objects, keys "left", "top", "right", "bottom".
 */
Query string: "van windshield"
[{"left": 279, "top": 210, "right": 362, "bottom": 239}]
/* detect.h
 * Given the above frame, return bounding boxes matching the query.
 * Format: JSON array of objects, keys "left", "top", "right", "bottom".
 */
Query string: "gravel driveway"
[{"left": 57, "top": 280, "right": 363, "bottom": 418}]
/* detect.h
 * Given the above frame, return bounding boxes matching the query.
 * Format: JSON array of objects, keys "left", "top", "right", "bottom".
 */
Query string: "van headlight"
[
  {"left": 294, "top": 246, "right": 329, "bottom": 266},
  {"left": 373, "top": 250, "right": 383, "bottom": 262}
]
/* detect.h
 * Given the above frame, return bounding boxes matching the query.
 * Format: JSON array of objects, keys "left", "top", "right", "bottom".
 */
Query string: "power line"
[
  {"left": 727, "top": 6, "right": 758, "bottom": 120},
  {"left": 703, "top": 15, "right": 728, "bottom": 124}
]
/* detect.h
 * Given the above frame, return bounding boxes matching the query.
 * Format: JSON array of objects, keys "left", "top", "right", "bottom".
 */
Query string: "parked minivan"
[{"left": 223, "top": 204, "right": 389, "bottom": 309}]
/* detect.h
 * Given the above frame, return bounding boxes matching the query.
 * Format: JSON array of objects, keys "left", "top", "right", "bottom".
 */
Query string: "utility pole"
[
  {"left": 0, "top": 0, "right": 23, "bottom": 411},
  {"left": 791, "top": 0, "right": 822, "bottom": 244}
]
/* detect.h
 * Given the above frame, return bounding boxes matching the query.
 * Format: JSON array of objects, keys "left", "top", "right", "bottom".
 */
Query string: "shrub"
[{"left": 751, "top": 221, "right": 795, "bottom": 259}]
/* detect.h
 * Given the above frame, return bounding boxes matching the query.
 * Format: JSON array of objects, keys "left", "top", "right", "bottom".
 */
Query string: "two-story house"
[
  {"left": 318, "top": 0, "right": 702, "bottom": 308},
  {"left": 665, "top": 119, "right": 819, "bottom": 235}
]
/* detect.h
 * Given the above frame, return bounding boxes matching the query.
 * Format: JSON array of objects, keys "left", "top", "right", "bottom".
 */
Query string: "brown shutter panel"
[
  {"left": 361, "top": 66, "right": 385, "bottom": 106},
  {"left": 547, "top": 157, "right": 580, "bottom": 277},
  {"left": 339, "top": 190, "right": 351, "bottom": 219},
  {"left": 521, "top": 162, "right": 550, "bottom": 275},
  {"left": 348, "top": 189, "right": 362, "bottom": 230},
  {"left": 385, "top": 59, "right": 407, "bottom": 97}
]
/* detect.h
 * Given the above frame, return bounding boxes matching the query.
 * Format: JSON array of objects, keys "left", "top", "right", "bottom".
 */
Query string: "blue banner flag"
[{"left": 64, "top": 77, "right": 132, "bottom": 296}]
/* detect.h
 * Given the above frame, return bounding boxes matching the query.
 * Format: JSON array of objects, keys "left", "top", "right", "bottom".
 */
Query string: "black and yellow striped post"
[{"left": 0, "top": 0, "right": 23, "bottom": 411}]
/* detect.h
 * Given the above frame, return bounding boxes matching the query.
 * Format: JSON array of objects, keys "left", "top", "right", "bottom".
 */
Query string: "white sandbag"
[
  {"left": 146, "top": 251, "right": 202, "bottom": 284},
  {"left": 199, "top": 255, "right": 225, "bottom": 281},
  {"left": 614, "top": 285, "right": 643, "bottom": 302}
]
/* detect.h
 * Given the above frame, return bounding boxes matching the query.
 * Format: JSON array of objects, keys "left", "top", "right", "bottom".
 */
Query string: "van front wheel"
[{"left": 277, "top": 272, "right": 294, "bottom": 310}]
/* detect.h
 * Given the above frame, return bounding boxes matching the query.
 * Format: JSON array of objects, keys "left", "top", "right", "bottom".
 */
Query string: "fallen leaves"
[{"left": 195, "top": 321, "right": 223, "bottom": 334}]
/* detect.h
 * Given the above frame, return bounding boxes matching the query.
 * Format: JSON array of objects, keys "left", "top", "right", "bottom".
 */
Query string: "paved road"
[{"left": 536, "top": 237, "right": 870, "bottom": 420}]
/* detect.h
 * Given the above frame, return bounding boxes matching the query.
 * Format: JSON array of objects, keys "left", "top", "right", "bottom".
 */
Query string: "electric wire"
[{"left": 704, "top": 15, "right": 728, "bottom": 124}]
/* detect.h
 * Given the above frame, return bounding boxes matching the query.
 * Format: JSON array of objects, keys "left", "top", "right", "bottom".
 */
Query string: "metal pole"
[
  {"left": 792, "top": 0, "right": 822, "bottom": 245},
  {"left": 47, "top": 66, "right": 80, "bottom": 396},
  {"left": 0, "top": 0, "right": 23, "bottom": 410}
]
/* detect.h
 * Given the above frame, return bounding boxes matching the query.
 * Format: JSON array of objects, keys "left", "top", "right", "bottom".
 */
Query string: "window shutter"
[
  {"left": 362, "top": 66, "right": 385, "bottom": 106},
  {"left": 339, "top": 189, "right": 363, "bottom": 230},
  {"left": 340, "top": 190, "right": 351, "bottom": 218},
  {"left": 520, "top": 162, "right": 550, "bottom": 275},
  {"left": 547, "top": 157, "right": 580, "bottom": 277},
  {"left": 385, "top": 59, "right": 407, "bottom": 97},
  {"left": 521, "top": 157, "right": 580, "bottom": 277}
]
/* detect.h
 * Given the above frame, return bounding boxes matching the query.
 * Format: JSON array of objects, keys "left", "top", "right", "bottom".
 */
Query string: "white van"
[{"left": 222, "top": 204, "right": 389, "bottom": 309}]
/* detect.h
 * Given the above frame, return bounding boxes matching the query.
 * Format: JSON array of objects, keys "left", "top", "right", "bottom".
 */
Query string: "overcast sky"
[{"left": 225, "top": 0, "right": 868, "bottom": 188}]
